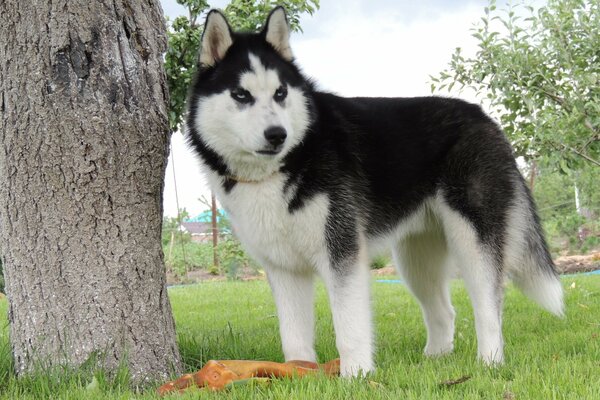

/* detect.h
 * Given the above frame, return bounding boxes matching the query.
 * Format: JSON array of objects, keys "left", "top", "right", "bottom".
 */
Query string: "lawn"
[{"left": 0, "top": 274, "right": 598, "bottom": 399}]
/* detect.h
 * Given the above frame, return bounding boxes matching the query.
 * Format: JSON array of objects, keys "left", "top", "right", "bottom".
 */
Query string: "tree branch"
[
  {"left": 584, "top": 119, "right": 599, "bottom": 135},
  {"left": 561, "top": 143, "right": 600, "bottom": 167}
]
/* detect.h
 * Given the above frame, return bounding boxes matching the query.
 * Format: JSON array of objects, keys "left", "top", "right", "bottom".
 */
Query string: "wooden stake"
[{"left": 211, "top": 192, "right": 219, "bottom": 268}]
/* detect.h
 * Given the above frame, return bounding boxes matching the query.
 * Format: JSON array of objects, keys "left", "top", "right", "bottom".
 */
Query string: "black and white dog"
[{"left": 186, "top": 7, "right": 563, "bottom": 376}]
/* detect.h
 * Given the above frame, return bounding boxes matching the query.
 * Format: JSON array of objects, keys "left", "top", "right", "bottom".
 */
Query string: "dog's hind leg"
[
  {"left": 266, "top": 267, "right": 317, "bottom": 362},
  {"left": 437, "top": 201, "right": 505, "bottom": 365},
  {"left": 393, "top": 226, "right": 455, "bottom": 357}
]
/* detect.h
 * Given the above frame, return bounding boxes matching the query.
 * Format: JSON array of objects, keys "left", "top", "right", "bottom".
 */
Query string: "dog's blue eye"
[
  {"left": 274, "top": 85, "right": 287, "bottom": 102},
  {"left": 231, "top": 88, "right": 253, "bottom": 104}
]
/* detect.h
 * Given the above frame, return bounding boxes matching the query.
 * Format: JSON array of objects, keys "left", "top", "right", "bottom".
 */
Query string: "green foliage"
[
  {"left": 162, "top": 212, "right": 187, "bottom": 248},
  {"left": 222, "top": 0, "right": 319, "bottom": 32},
  {"left": 165, "top": 240, "right": 215, "bottom": 276},
  {"left": 163, "top": 209, "right": 208, "bottom": 275},
  {"left": 533, "top": 163, "right": 599, "bottom": 254},
  {"left": 165, "top": 0, "right": 319, "bottom": 131},
  {"left": 370, "top": 254, "right": 390, "bottom": 269},
  {"left": 431, "top": 0, "right": 600, "bottom": 171},
  {"left": 218, "top": 236, "right": 255, "bottom": 280},
  {"left": 162, "top": 208, "right": 258, "bottom": 279},
  {"left": 432, "top": 0, "right": 599, "bottom": 253}
]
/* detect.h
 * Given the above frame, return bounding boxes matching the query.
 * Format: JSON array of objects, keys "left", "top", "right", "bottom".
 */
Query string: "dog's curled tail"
[{"left": 506, "top": 183, "right": 564, "bottom": 317}]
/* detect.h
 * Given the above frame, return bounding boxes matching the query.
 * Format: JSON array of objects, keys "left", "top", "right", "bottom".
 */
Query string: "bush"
[
  {"left": 162, "top": 228, "right": 260, "bottom": 279},
  {"left": 533, "top": 165, "right": 599, "bottom": 255},
  {"left": 370, "top": 254, "right": 390, "bottom": 269},
  {"left": 164, "top": 240, "right": 215, "bottom": 276},
  {"left": 217, "top": 236, "right": 258, "bottom": 280}
]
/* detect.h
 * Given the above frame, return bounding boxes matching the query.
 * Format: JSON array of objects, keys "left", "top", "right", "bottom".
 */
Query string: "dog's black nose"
[{"left": 264, "top": 126, "right": 287, "bottom": 147}]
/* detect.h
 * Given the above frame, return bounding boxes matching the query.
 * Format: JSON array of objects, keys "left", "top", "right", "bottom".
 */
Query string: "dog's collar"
[{"left": 224, "top": 171, "right": 279, "bottom": 184}]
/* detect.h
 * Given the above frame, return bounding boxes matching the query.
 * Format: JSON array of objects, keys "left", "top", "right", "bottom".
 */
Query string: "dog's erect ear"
[
  {"left": 199, "top": 10, "right": 234, "bottom": 67},
  {"left": 263, "top": 7, "right": 293, "bottom": 61}
]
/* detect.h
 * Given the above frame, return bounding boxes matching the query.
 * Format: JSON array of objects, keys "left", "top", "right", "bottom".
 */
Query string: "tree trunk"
[
  {"left": 528, "top": 160, "right": 537, "bottom": 191},
  {"left": 0, "top": 0, "right": 181, "bottom": 384}
]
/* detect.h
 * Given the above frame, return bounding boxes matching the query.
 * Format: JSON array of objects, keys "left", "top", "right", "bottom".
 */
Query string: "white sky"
[{"left": 159, "top": 0, "right": 493, "bottom": 217}]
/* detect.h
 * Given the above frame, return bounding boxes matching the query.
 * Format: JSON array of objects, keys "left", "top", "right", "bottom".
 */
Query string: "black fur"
[{"left": 278, "top": 93, "right": 520, "bottom": 269}]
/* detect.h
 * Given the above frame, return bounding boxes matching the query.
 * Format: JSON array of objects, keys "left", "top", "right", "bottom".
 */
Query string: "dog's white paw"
[
  {"left": 478, "top": 349, "right": 504, "bottom": 366},
  {"left": 424, "top": 340, "right": 454, "bottom": 357},
  {"left": 339, "top": 356, "right": 374, "bottom": 378}
]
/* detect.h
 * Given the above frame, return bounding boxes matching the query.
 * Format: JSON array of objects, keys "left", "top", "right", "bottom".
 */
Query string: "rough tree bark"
[{"left": 0, "top": 0, "right": 181, "bottom": 383}]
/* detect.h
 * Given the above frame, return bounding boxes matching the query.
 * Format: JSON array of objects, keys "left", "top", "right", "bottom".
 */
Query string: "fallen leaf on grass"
[
  {"left": 368, "top": 380, "right": 385, "bottom": 389},
  {"left": 439, "top": 375, "right": 471, "bottom": 387},
  {"left": 503, "top": 391, "right": 516, "bottom": 400}
]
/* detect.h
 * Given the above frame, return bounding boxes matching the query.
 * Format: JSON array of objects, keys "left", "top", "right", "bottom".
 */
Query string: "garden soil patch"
[
  {"left": 167, "top": 252, "right": 600, "bottom": 285},
  {"left": 370, "top": 252, "right": 600, "bottom": 277}
]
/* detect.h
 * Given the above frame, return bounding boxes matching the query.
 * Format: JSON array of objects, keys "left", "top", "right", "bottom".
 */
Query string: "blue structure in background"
[
  {"left": 184, "top": 209, "right": 232, "bottom": 235},
  {"left": 186, "top": 209, "right": 227, "bottom": 223}
]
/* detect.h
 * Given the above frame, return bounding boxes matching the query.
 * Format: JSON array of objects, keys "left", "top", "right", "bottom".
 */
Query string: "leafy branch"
[{"left": 431, "top": 0, "right": 600, "bottom": 171}]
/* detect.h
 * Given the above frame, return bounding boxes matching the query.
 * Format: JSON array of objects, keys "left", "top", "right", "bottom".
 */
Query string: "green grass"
[{"left": 0, "top": 275, "right": 599, "bottom": 399}]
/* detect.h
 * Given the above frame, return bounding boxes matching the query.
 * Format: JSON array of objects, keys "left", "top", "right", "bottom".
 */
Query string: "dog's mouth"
[{"left": 255, "top": 148, "right": 282, "bottom": 156}]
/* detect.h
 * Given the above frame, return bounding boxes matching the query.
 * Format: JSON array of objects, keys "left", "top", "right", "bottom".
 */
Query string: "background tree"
[
  {"left": 432, "top": 0, "right": 599, "bottom": 251},
  {"left": 0, "top": 0, "right": 180, "bottom": 383},
  {"left": 432, "top": 0, "right": 598, "bottom": 170}
]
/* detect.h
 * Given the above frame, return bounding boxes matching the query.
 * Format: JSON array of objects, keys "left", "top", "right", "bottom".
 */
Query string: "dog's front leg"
[
  {"left": 323, "top": 257, "right": 374, "bottom": 377},
  {"left": 266, "top": 267, "right": 317, "bottom": 362}
]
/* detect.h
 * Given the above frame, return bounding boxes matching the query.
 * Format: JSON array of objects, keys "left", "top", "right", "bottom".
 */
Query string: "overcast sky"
[{"left": 160, "top": 0, "right": 493, "bottom": 217}]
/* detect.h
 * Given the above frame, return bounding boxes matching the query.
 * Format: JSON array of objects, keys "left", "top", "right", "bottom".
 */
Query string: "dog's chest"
[{"left": 216, "top": 176, "right": 330, "bottom": 271}]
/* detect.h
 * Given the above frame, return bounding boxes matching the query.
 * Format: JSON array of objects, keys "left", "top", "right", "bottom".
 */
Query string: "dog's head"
[{"left": 187, "top": 7, "right": 313, "bottom": 180}]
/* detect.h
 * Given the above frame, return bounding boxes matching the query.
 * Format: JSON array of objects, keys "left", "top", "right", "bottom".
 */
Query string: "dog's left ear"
[{"left": 263, "top": 7, "right": 293, "bottom": 61}]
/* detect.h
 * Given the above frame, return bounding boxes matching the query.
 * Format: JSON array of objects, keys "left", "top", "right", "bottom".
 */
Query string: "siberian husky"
[{"left": 185, "top": 7, "right": 564, "bottom": 376}]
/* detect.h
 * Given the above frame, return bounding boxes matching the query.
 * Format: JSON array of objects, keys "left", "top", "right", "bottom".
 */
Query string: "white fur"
[
  {"left": 207, "top": 172, "right": 328, "bottom": 365},
  {"left": 433, "top": 194, "right": 505, "bottom": 364},
  {"left": 205, "top": 169, "right": 374, "bottom": 376},
  {"left": 321, "top": 237, "right": 374, "bottom": 377},
  {"left": 193, "top": 53, "right": 310, "bottom": 182},
  {"left": 264, "top": 8, "right": 294, "bottom": 61},
  {"left": 392, "top": 205, "right": 456, "bottom": 357},
  {"left": 205, "top": 162, "right": 505, "bottom": 370},
  {"left": 503, "top": 187, "right": 564, "bottom": 316},
  {"left": 267, "top": 267, "right": 317, "bottom": 362},
  {"left": 210, "top": 172, "right": 330, "bottom": 273}
]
